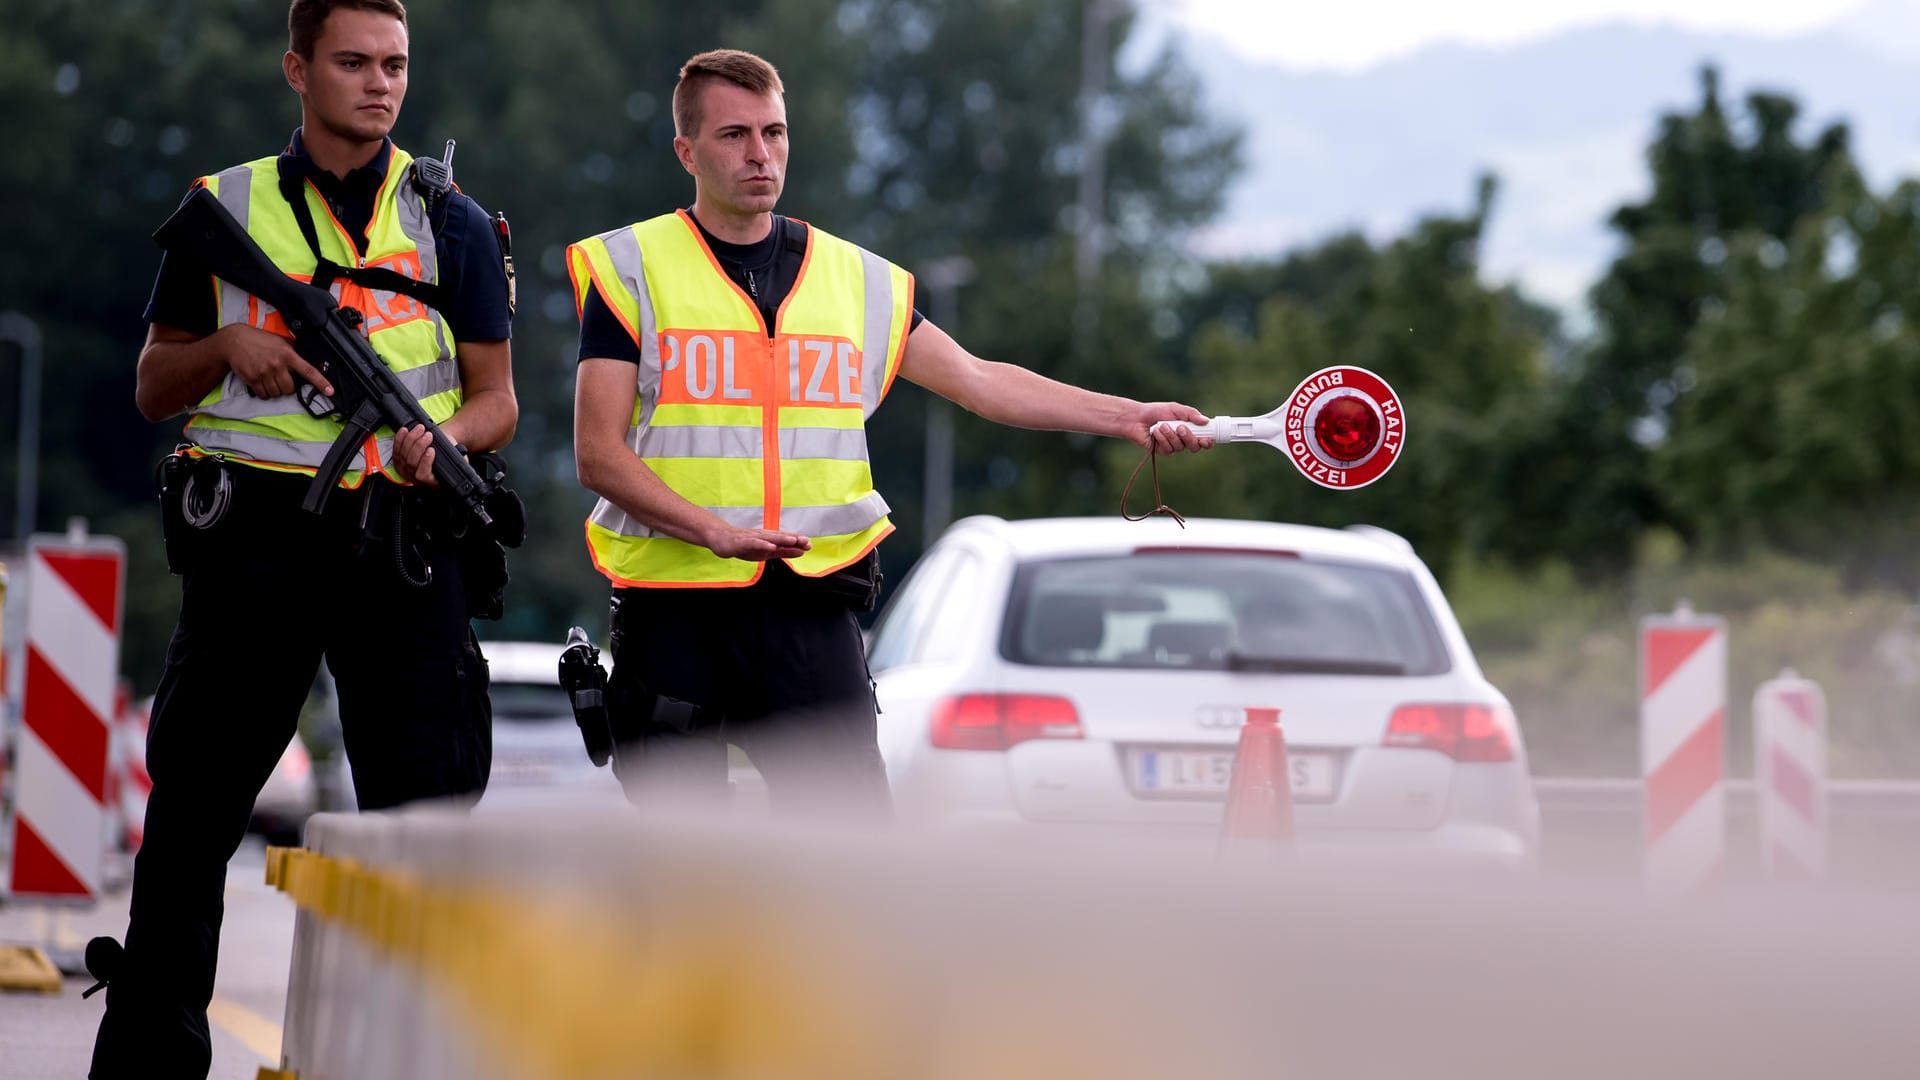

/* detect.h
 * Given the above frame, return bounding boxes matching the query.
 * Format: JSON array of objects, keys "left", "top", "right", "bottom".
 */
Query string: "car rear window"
[{"left": 1000, "top": 552, "right": 1449, "bottom": 676}]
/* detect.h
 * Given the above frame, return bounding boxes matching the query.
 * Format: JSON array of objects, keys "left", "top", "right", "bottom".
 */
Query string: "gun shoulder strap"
[{"left": 275, "top": 154, "right": 454, "bottom": 316}]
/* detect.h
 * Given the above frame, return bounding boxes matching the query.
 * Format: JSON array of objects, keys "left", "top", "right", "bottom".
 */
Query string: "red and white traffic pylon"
[
  {"left": 7, "top": 533, "right": 125, "bottom": 903},
  {"left": 1640, "top": 603, "right": 1726, "bottom": 890},
  {"left": 1217, "top": 707, "right": 1295, "bottom": 858},
  {"left": 1754, "top": 670, "right": 1827, "bottom": 881}
]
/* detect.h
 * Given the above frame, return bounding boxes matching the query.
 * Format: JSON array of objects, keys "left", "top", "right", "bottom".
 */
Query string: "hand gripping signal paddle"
[{"left": 1151, "top": 365, "right": 1405, "bottom": 491}]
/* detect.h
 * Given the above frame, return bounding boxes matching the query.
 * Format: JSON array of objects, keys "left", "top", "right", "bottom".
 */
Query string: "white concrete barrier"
[{"left": 263, "top": 804, "right": 1920, "bottom": 1080}]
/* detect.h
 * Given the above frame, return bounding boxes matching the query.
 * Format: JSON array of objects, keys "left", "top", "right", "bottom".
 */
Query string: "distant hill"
[{"left": 1171, "top": 18, "right": 1920, "bottom": 314}]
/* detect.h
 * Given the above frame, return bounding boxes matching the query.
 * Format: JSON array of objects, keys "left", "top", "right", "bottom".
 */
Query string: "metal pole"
[
  {"left": 916, "top": 258, "right": 975, "bottom": 542},
  {"left": 0, "top": 311, "right": 42, "bottom": 542}
]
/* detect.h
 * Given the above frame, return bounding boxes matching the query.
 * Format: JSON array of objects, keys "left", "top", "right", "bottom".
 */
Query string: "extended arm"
[{"left": 896, "top": 321, "right": 1212, "bottom": 453}]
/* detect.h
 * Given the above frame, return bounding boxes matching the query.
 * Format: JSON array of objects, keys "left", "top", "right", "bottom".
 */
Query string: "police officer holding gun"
[{"left": 88, "top": 2, "right": 517, "bottom": 1076}]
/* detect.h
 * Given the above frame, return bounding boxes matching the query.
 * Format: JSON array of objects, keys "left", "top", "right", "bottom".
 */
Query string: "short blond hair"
[{"left": 673, "top": 49, "right": 784, "bottom": 137}]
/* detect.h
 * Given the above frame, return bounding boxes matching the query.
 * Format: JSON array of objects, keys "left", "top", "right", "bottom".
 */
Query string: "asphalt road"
[{"left": 0, "top": 839, "right": 293, "bottom": 1080}]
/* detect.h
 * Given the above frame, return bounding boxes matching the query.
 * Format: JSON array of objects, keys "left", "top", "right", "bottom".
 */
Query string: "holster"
[
  {"left": 817, "top": 549, "right": 884, "bottom": 612},
  {"left": 458, "top": 531, "right": 511, "bottom": 621},
  {"left": 559, "top": 627, "right": 613, "bottom": 767},
  {"left": 457, "top": 451, "right": 523, "bottom": 621}
]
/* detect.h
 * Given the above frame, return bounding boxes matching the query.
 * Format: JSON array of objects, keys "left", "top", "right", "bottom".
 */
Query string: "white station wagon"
[{"left": 868, "top": 515, "right": 1540, "bottom": 866}]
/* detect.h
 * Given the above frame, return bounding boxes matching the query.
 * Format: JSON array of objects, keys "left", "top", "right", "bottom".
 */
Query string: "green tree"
[
  {"left": 1545, "top": 66, "right": 1858, "bottom": 573},
  {"left": 1654, "top": 168, "right": 1920, "bottom": 588}
]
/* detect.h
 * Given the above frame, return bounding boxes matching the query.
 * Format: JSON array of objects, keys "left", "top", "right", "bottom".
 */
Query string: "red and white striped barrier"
[
  {"left": 6, "top": 535, "right": 125, "bottom": 903},
  {"left": 1754, "top": 671, "right": 1826, "bottom": 881},
  {"left": 1640, "top": 605, "right": 1726, "bottom": 889}
]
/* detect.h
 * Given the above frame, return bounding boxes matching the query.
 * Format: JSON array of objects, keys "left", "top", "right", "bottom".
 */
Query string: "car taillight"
[
  {"left": 1383, "top": 704, "right": 1515, "bottom": 762},
  {"left": 929, "top": 694, "right": 1082, "bottom": 751}
]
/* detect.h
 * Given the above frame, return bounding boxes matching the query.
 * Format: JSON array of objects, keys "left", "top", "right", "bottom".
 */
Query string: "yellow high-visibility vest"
[
  {"left": 568, "top": 211, "right": 915, "bottom": 587},
  {"left": 186, "top": 144, "right": 463, "bottom": 486}
]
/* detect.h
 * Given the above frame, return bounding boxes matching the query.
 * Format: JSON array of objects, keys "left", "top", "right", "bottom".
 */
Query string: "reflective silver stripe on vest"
[
  {"left": 189, "top": 427, "right": 396, "bottom": 474},
  {"left": 588, "top": 501, "right": 763, "bottom": 538},
  {"left": 638, "top": 426, "right": 761, "bottom": 459},
  {"left": 588, "top": 226, "right": 666, "bottom": 539},
  {"left": 781, "top": 493, "right": 891, "bottom": 538},
  {"left": 778, "top": 427, "right": 870, "bottom": 461},
  {"left": 407, "top": 352, "right": 464, "bottom": 399},
  {"left": 214, "top": 167, "right": 256, "bottom": 329},
  {"left": 209, "top": 167, "right": 259, "bottom": 408},
  {"left": 394, "top": 183, "right": 440, "bottom": 286},
  {"left": 858, "top": 247, "right": 894, "bottom": 419},
  {"left": 605, "top": 227, "right": 661, "bottom": 436},
  {"left": 388, "top": 175, "right": 455, "bottom": 364},
  {"left": 429, "top": 302, "right": 454, "bottom": 357},
  {"left": 201, "top": 389, "right": 307, "bottom": 422}
]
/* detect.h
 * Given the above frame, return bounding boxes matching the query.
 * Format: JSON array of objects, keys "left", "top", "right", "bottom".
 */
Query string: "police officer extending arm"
[
  {"left": 90, "top": 3, "right": 515, "bottom": 1077},
  {"left": 570, "top": 49, "right": 1211, "bottom": 821}
]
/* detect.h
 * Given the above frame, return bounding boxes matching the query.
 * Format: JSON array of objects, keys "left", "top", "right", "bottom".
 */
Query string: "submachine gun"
[{"left": 153, "top": 186, "right": 526, "bottom": 545}]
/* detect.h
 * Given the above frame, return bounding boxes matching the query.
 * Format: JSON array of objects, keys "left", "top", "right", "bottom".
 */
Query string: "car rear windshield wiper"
[{"left": 1223, "top": 652, "right": 1409, "bottom": 676}]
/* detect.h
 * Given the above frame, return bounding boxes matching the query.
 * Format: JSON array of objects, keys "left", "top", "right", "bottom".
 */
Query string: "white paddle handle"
[
  {"left": 1150, "top": 414, "right": 1284, "bottom": 446},
  {"left": 1151, "top": 417, "right": 1219, "bottom": 441}
]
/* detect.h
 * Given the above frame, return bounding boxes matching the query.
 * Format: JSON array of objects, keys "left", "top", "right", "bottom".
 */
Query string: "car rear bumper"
[{"left": 908, "top": 810, "right": 1537, "bottom": 870}]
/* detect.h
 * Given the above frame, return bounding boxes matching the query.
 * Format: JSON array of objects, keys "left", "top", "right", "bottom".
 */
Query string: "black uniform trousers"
[
  {"left": 606, "top": 561, "right": 892, "bottom": 821},
  {"left": 90, "top": 463, "right": 492, "bottom": 1079}
]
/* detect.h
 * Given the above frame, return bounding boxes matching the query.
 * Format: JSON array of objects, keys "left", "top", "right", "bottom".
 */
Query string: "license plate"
[
  {"left": 490, "top": 752, "right": 561, "bottom": 785},
  {"left": 1127, "top": 747, "right": 1336, "bottom": 802}
]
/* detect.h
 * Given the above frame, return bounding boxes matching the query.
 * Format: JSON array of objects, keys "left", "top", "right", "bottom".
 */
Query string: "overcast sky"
[{"left": 1149, "top": 0, "right": 1873, "bottom": 71}]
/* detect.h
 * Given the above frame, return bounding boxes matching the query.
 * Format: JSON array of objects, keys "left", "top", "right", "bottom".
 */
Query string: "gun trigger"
[{"left": 298, "top": 383, "right": 336, "bottom": 418}]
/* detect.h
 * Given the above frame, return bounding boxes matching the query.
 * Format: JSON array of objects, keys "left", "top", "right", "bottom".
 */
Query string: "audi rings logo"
[
  {"left": 1283, "top": 365, "right": 1405, "bottom": 490},
  {"left": 1195, "top": 704, "right": 1247, "bottom": 730}
]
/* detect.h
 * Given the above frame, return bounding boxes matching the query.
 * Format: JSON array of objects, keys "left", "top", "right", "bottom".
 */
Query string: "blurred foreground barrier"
[
  {"left": 1753, "top": 671, "right": 1827, "bottom": 880},
  {"left": 262, "top": 804, "right": 1920, "bottom": 1080},
  {"left": 1536, "top": 777, "right": 1920, "bottom": 886}
]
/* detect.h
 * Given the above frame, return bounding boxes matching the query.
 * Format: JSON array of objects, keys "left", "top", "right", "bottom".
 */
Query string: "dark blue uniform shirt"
[{"left": 145, "top": 131, "right": 512, "bottom": 342}]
